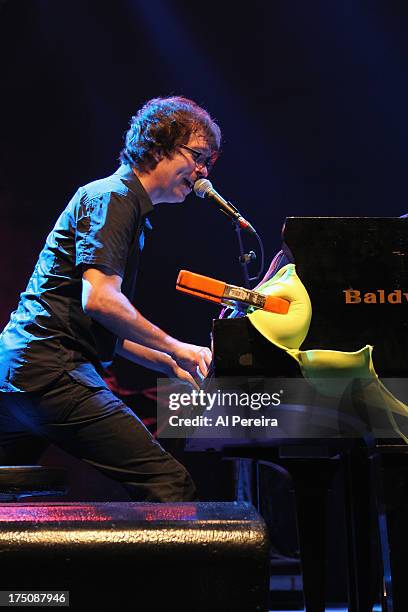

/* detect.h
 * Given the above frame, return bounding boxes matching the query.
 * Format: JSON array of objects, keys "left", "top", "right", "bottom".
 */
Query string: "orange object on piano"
[{"left": 176, "top": 270, "right": 290, "bottom": 314}]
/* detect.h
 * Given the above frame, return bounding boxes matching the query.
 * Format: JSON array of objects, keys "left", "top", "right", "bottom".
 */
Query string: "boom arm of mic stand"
[
  {"left": 234, "top": 224, "right": 252, "bottom": 289},
  {"left": 233, "top": 223, "right": 265, "bottom": 289}
]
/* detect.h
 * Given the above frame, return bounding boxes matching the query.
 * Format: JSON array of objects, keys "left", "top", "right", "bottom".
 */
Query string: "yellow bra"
[{"left": 246, "top": 264, "right": 408, "bottom": 443}]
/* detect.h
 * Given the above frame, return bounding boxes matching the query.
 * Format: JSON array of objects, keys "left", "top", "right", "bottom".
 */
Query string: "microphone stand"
[
  {"left": 232, "top": 213, "right": 264, "bottom": 290},
  {"left": 234, "top": 223, "right": 255, "bottom": 289},
  {"left": 222, "top": 198, "right": 255, "bottom": 289},
  {"left": 231, "top": 218, "right": 265, "bottom": 510}
]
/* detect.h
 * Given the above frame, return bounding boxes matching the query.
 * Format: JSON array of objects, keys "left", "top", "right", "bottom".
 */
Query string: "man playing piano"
[{"left": 0, "top": 96, "right": 221, "bottom": 501}]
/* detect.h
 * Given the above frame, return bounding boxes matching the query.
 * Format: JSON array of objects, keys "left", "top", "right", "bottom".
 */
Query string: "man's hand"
[
  {"left": 170, "top": 342, "right": 212, "bottom": 379},
  {"left": 116, "top": 340, "right": 200, "bottom": 389},
  {"left": 168, "top": 363, "right": 200, "bottom": 390}
]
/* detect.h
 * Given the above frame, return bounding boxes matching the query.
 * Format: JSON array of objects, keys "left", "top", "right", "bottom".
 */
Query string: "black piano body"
[{"left": 186, "top": 218, "right": 408, "bottom": 612}]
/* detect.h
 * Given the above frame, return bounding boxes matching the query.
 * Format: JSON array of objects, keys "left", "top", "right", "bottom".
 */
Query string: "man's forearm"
[
  {"left": 116, "top": 339, "right": 175, "bottom": 374},
  {"left": 117, "top": 340, "right": 199, "bottom": 389},
  {"left": 82, "top": 269, "right": 212, "bottom": 378},
  {"left": 85, "top": 287, "right": 179, "bottom": 356}
]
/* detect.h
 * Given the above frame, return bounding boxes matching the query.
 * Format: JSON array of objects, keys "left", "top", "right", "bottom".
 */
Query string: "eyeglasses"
[{"left": 179, "top": 144, "right": 214, "bottom": 171}]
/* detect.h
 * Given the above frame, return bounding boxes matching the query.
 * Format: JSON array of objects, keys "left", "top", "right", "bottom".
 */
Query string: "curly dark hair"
[{"left": 119, "top": 96, "right": 221, "bottom": 171}]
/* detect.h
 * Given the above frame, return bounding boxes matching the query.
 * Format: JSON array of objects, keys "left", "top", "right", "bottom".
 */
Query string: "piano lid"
[{"left": 282, "top": 217, "right": 408, "bottom": 377}]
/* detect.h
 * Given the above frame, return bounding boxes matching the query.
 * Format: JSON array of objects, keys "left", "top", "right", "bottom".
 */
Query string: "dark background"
[
  {"left": 3, "top": 0, "right": 408, "bottom": 384},
  {"left": 2, "top": 1, "right": 405, "bottom": 599}
]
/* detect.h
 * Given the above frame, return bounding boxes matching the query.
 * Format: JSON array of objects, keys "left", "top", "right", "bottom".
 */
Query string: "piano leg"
[
  {"left": 269, "top": 457, "right": 339, "bottom": 612},
  {"left": 370, "top": 448, "right": 408, "bottom": 612},
  {"left": 342, "top": 447, "right": 378, "bottom": 612}
]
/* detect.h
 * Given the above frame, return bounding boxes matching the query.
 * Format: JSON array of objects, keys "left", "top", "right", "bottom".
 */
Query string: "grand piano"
[{"left": 185, "top": 217, "right": 408, "bottom": 612}]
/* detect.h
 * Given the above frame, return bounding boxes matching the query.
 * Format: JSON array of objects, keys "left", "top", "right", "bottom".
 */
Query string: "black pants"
[{"left": 0, "top": 371, "right": 196, "bottom": 502}]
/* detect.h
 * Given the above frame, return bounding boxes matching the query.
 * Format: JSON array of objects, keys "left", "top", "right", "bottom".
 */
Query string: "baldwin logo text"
[{"left": 343, "top": 289, "right": 408, "bottom": 304}]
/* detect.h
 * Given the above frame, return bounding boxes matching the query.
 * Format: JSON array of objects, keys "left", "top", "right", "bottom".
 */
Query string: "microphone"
[{"left": 194, "top": 179, "right": 257, "bottom": 234}]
